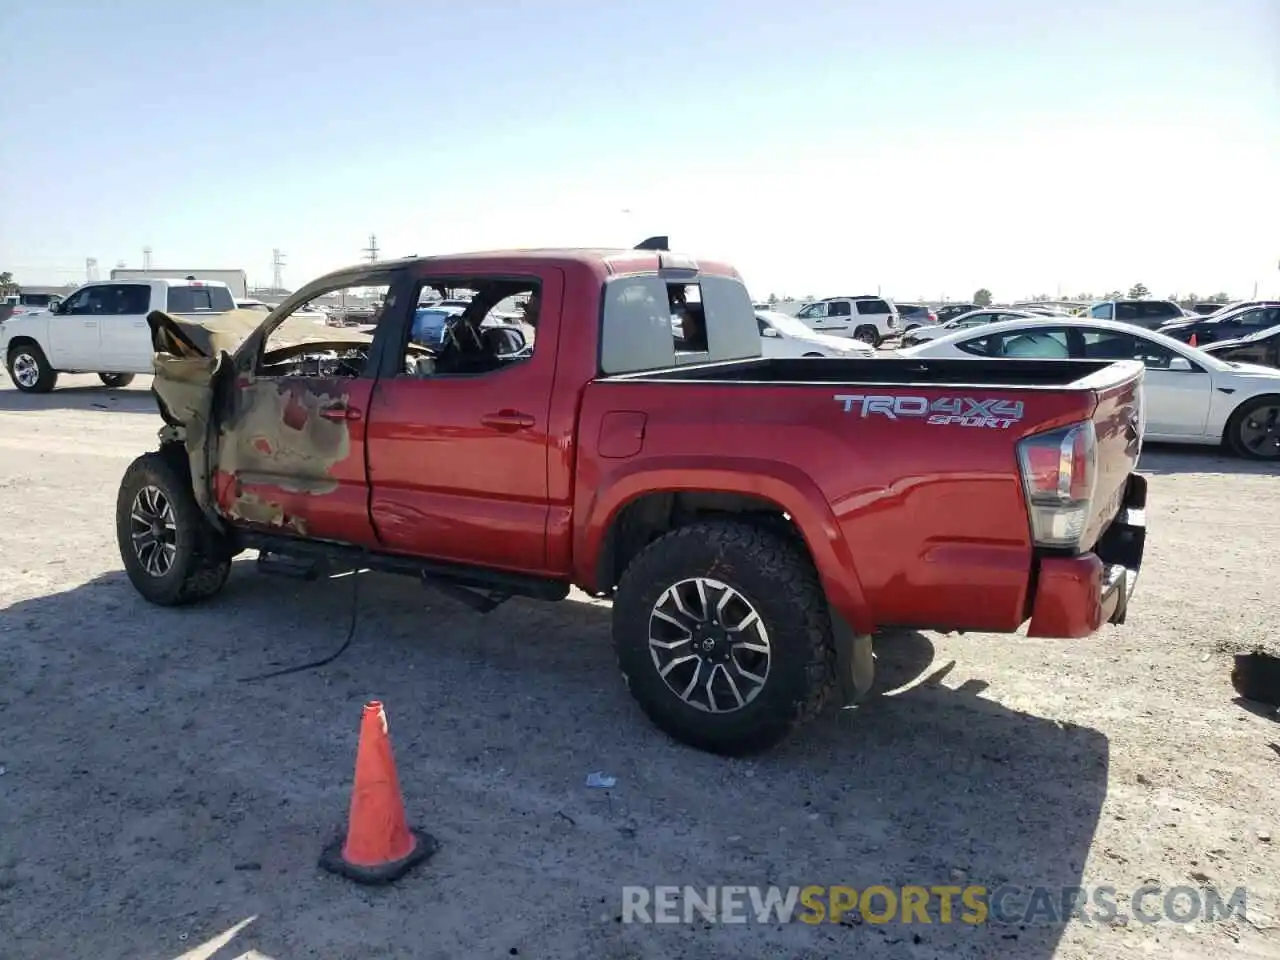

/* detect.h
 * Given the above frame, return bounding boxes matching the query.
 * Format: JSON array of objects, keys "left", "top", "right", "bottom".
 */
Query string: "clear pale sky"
[{"left": 3, "top": 0, "right": 1277, "bottom": 301}]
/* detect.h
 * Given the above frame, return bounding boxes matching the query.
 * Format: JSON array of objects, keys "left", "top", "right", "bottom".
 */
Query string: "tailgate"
[{"left": 1080, "top": 366, "right": 1144, "bottom": 550}]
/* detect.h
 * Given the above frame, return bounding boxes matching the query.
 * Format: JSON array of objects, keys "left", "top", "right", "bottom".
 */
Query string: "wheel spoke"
[
  {"left": 720, "top": 665, "right": 746, "bottom": 709},
  {"left": 679, "top": 660, "right": 704, "bottom": 700}
]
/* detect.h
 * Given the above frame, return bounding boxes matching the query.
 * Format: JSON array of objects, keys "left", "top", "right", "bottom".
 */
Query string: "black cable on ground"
[{"left": 237, "top": 563, "right": 363, "bottom": 683}]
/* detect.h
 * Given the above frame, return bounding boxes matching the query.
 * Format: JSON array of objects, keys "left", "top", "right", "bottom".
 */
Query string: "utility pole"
[
  {"left": 142, "top": 247, "right": 153, "bottom": 270},
  {"left": 271, "top": 248, "right": 286, "bottom": 292},
  {"left": 85, "top": 258, "right": 98, "bottom": 282},
  {"left": 362, "top": 234, "right": 380, "bottom": 264}
]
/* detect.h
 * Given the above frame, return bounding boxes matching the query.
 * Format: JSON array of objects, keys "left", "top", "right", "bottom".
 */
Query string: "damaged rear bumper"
[{"left": 1026, "top": 473, "right": 1147, "bottom": 639}]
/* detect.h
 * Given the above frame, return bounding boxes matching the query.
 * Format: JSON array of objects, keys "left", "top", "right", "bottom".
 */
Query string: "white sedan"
[
  {"left": 756, "top": 310, "right": 876, "bottom": 358},
  {"left": 899, "top": 316, "right": 1280, "bottom": 459},
  {"left": 898, "top": 308, "right": 1042, "bottom": 347}
]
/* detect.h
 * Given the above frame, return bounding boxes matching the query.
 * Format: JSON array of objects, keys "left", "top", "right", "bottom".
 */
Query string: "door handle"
[
  {"left": 319, "top": 404, "right": 363, "bottom": 422},
  {"left": 481, "top": 410, "right": 535, "bottom": 431}
]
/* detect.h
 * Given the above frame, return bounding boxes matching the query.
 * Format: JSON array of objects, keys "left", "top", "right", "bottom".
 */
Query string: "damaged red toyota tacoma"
[{"left": 117, "top": 242, "right": 1148, "bottom": 755}]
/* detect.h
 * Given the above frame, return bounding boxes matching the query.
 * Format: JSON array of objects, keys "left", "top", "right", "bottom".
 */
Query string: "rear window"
[
  {"left": 1116, "top": 301, "right": 1180, "bottom": 322},
  {"left": 599, "top": 274, "right": 760, "bottom": 375},
  {"left": 856, "top": 299, "right": 891, "bottom": 315},
  {"left": 168, "top": 284, "right": 235, "bottom": 313},
  {"left": 19, "top": 293, "right": 54, "bottom": 307}
]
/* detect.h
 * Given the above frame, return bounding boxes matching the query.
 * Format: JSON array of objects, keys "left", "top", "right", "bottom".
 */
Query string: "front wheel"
[
  {"left": 853, "top": 325, "right": 881, "bottom": 347},
  {"left": 99, "top": 373, "right": 135, "bottom": 388},
  {"left": 1226, "top": 396, "right": 1280, "bottom": 460},
  {"left": 6, "top": 343, "right": 57, "bottom": 393},
  {"left": 612, "top": 520, "right": 837, "bottom": 756},
  {"left": 116, "top": 450, "right": 233, "bottom": 605}
]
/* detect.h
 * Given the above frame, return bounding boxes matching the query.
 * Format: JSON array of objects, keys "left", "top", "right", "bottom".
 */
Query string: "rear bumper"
[{"left": 1026, "top": 474, "right": 1147, "bottom": 639}]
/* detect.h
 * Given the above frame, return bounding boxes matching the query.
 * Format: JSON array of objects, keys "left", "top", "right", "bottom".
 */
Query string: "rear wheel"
[
  {"left": 116, "top": 450, "right": 233, "bottom": 605},
  {"left": 612, "top": 520, "right": 837, "bottom": 756},
  {"left": 6, "top": 343, "right": 57, "bottom": 393},
  {"left": 99, "top": 373, "right": 135, "bottom": 388},
  {"left": 1226, "top": 396, "right": 1280, "bottom": 460},
  {"left": 853, "top": 325, "right": 881, "bottom": 347}
]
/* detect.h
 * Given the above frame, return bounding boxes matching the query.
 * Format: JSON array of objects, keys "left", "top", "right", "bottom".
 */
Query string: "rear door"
[{"left": 98, "top": 283, "right": 154, "bottom": 372}]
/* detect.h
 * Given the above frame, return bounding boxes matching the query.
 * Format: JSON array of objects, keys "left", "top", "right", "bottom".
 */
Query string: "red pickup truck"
[{"left": 118, "top": 243, "right": 1148, "bottom": 755}]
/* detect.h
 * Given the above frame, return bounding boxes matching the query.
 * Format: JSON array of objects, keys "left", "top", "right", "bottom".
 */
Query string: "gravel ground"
[{"left": 0, "top": 374, "right": 1277, "bottom": 960}]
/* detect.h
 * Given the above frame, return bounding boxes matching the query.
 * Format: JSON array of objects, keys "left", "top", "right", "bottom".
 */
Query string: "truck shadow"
[
  {"left": 1137, "top": 443, "right": 1278, "bottom": 476},
  {"left": 0, "top": 381, "right": 160, "bottom": 415},
  {"left": 1, "top": 568, "right": 1106, "bottom": 960}
]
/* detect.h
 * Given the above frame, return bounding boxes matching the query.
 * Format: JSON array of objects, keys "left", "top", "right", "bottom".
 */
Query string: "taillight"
[
  {"left": 1016, "top": 421, "right": 1097, "bottom": 549},
  {"left": 927, "top": 312, "right": 937, "bottom": 323}
]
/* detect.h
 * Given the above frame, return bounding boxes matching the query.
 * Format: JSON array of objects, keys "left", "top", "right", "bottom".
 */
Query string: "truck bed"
[{"left": 602, "top": 356, "right": 1133, "bottom": 390}]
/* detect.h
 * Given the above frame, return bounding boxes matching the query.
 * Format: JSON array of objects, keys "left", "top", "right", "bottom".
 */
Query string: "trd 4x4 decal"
[{"left": 833, "top": 394, "right": 1025, "bottom": 429}]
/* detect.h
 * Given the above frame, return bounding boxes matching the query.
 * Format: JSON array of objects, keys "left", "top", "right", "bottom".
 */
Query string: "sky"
[{"left": 2, "top": 0, "right": 1278, "bottom": 302}]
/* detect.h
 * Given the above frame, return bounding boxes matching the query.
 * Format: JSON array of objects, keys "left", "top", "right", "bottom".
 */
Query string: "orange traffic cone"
[
  {"left": 320, "top": 701, "right": 437, "bottom": 884},
  {"left": 1189, "top": 333, "right": 1198, "bottom": 347}
]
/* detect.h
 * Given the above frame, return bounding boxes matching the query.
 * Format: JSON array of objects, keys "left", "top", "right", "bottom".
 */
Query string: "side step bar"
[{"left": 238, "top": 532, "right": 571, "bottom": 604}]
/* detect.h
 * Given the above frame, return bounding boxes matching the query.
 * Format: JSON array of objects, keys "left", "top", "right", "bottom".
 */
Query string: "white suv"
[{"left": 793, "top": 295, "right": 900, "bottom": 346}]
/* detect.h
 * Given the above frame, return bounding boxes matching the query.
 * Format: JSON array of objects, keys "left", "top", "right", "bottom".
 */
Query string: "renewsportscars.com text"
[{"left": 621, "top": 884, "right": 1249, "bottom": 926}]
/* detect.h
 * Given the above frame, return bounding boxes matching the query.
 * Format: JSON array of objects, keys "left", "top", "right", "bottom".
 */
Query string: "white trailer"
[{"left": 110, "top": 268, "right": 248, "bottom": 300}]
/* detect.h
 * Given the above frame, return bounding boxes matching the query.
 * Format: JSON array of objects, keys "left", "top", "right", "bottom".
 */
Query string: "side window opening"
[
  {"left": 167, "top": 284, "right": 235, "bottom": 313},
  {"left": 120, "top": 285, "right": 151, "bottom": 314},
  {"left": 828, "top": 300, "right": 852, "bottom": 318},
  {"left": 797, "top": 302, "right": 827, "bottom": 319},
  {"left": 855, "top": 298, "right": 890, "bottom": 315},
  {"left": 259, "top": 279, "right": 393, "bottom": 379},
  {"left": 398, "top": 277, "right": 538, "bottom": 380}
]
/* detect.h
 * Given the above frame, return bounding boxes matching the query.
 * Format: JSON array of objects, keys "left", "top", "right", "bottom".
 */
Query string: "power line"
[
  {"left": 271, "top": 248, "right": 286, "bottom": 290},
  {"left": 362, "top": 234, "right": 380, "bottom": 264}
]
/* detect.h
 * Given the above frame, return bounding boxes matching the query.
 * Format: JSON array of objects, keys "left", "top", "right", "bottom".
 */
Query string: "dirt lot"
[{"left": 0, "top": 375, "right": 1277, "bottom": 960}]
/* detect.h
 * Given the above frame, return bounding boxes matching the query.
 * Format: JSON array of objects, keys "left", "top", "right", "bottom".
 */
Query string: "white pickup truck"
[{"left": 1, "top": 278, "right": 235, "bottom": 393}]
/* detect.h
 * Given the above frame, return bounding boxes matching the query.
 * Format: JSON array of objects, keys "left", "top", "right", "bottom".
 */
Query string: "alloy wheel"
[
  {"left": 648, "top": 577, "right": 772, "bottom": 713},
  {"left": 1238, "top": 404, "right": 1280, "bottom": 459},
  {"left": 130, "top": 484, "right": 179, "bottom": 577},
  {"left": 11, "top": 353, "right": 39, "bottom": 389}
]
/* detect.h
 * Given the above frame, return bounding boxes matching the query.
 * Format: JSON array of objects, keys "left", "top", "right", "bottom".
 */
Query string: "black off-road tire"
[
  {"left": 853, "top": 325, "right": 881, "bottom": 347},
  {"left": 99, "top": 373, "right": 135, "bottom": 388},
  {"left": 1225, "top": 395, "right": 1280, "bottom": 461},
  {"left": 116, "top": 449, "right": 233, "bottom": 605},
  {"left": 6, "top": 342, "right": 58, "bottom": 393},
  {"left": 612, "top": 520, "right": 837, "bottom": 756}
]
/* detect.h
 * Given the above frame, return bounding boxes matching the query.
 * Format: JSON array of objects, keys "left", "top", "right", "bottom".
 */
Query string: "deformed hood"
[{"left": 146, "top": 308, "right": 375, "bottom": 360}]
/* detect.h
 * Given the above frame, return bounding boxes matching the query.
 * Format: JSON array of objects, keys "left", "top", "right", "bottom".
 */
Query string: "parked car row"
[{"left": 897, "top": 316, "right": 1280, "bottom": 460}]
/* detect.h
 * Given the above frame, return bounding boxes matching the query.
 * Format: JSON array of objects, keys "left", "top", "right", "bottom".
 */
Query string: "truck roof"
[
  {"left": 81, "top": 277, "right": 230, "bottom": 288},
  {"left": 312, "top": 247, "right": 741, "bottom": 287}
]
